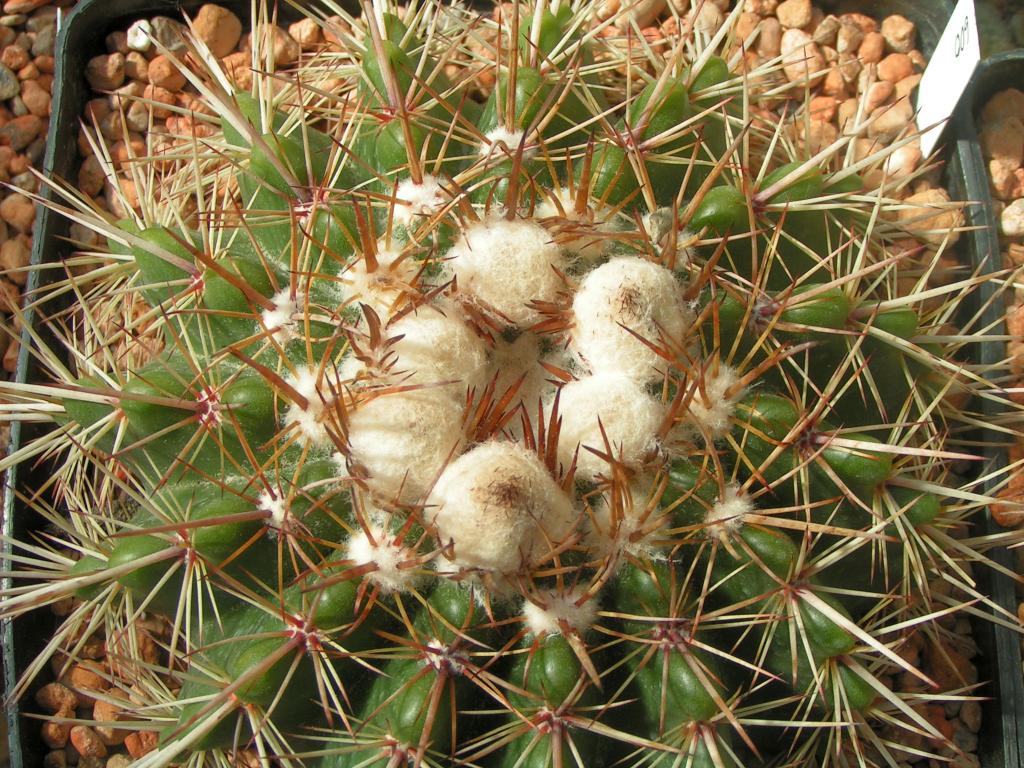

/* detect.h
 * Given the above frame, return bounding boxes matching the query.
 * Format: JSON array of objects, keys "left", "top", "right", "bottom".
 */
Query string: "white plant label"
[{"left": 916, "top": 0, "right": 981, "bottom": 157}]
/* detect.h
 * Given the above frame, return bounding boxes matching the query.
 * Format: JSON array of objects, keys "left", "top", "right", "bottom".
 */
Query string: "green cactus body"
[
  {"left": 331, "top": 581, "right": 484, "bottom": 767},
  {"left": 689, "top": 185, "right": 748, "bottom": 233},
  {"left": 130, "top": 225, "right": 199, "bottom": 307},
  {"left": 106, "top": 532, "right": 185, "bottom": 615},
  {"left": 584, "top": 78, "right": 695, "bottom": 208},
  {"left": 615, "top": 562, "right": 722, "bottom": 730}
]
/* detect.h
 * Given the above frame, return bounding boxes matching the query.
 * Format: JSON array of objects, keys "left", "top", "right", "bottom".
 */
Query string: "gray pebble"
[
  {"left": 125, "top": 101, "right": 149, "bottom": 132},
  {"left": 68, "top": 222, "right": 100, "bottom": 247},
  {"left": 10, "top": 95, "right": 27, "bottom": 116},
  {"left": 26, "top": 18, "right": 54, "bottom": 35},
  {"left": 14, "top": 31, "right": 32, "bottom": 50},
  {"left": 0, "top": 115, "right": 42, "bottom": 150},
  {"left": 149, "top": 16, "right": 187, "bottom": 52},
  {"left": 0, "top": 14, "right": 26, "bottom": 27},
  {"left": 26, "top": 135, "right": 45, "bottom": 165},
  {"left": 12, "top": 172, "right": 37, "bottom": 193},
  {"left": 26, "top": 12, "right": 55, "bottom": 33},
  {"left": 951, "top": 754, "right": 981, "bottom": 768},
  {"left": 953, "top": 726, "right": 978, "bottom": 754},
  {"left": 944, "top": 699, "right": 962, "bottom": 718},
  {"left": 105, "top": 30, "right": 127, "bottom": 55},
  {"left": 98, "top": 111, "right": 124, "bottom": 141},
  {"left": 31, "top": 24, "right": 54, "bottom": 57},
  {"left": 959, "top": 699, "right": 982, "bottom": 733},
  {"left": 0, "top": 63, "right": 20, "bottom": 100}
]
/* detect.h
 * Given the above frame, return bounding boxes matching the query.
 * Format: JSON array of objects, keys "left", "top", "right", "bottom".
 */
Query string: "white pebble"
[
  {"left": 1001, "top": 198, "right": 1024, "bottom": 238},
  {"left": 126, "top": 19, "right": 153, "bottom": 52}
]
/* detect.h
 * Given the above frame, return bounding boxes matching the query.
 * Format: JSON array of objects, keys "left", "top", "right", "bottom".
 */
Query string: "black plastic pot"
[
  {"left": 820, "top": 6, "right": 1024, "bottom": 767},
  {"left": 964, "top": 48, "right": 1024, "bottom": 768},
  {"left": 4, "top": 1, "right": 1021, "bottom": 767},
  {"left": 971, "top": 50, "right": 1024, "bottom": 129},
  {"left": 3, "top": 3, "right": 312, "bottom": 765},
  {"left": 950, "top": 111, "right": 1024, "bottom": 768}
]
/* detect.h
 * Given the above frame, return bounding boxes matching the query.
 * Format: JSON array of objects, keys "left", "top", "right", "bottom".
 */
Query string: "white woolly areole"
[
  {"left": 446, "top": 218, "right": 565, "bottom": 328},
  {"left": 481, "top": 127, "right": 528, "bottom": 157},
  {"left": 338, "top": 355, "right": 369, "bottom": 387},
  {"left": 284, "top": 367, "right": 340, "bottom": 445},
  {"left": 537, "top": 187, "right": 612, "bottom": 262},
  {"left": 687, "top": 366, "right": 741, "bottom": 439},
  {"left": 346, "top": 524, "right": 413, "bottom": 593},
  {"left": 331, "top": 450, "right": 347, "bottom": 473},
  {"left": 422, "top": 636, "right": 468, "bottom": 674},
  {"left": 347, "top": 387, "right": 465, "bottom": 503},
  {"left": 339, "top": 306, "right": 489, "bottom": 392},
  {"left": 262, "top": 288, "right": 301, "bottom": 345},
  {"left": 341, "top": 245, "right": 415, "bottom": 321},
  {"left": 387, "top": 307, "right": 489, "bottom": 389},
  {"left": 394, "top": 175, "right": 446, "bottom": 226},
  {"left": 523, "top": 588, "right": 597, "bottom": 635},
  {"left": 554, "top": 373, "right": 666, "bottom": 482},
  {"left": 259, "top": 491, "right": 291, "bottom": 535},
  {"left": 705, "top": 485, "right": 753, "bottom": 532},
  {"left": 571, "top": 257, "right": 693, "bottom": 383},
  {"left": 587, "top": 476, "right": 668, "bottom": 556},
  {"left": 427, "top": 441, "right": 577, "bottom": 574}
]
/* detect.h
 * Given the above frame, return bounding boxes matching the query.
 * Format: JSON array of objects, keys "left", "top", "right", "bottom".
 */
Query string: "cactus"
[{"left": 0, "top": 2, "right": 1017, "bottom": 767}]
